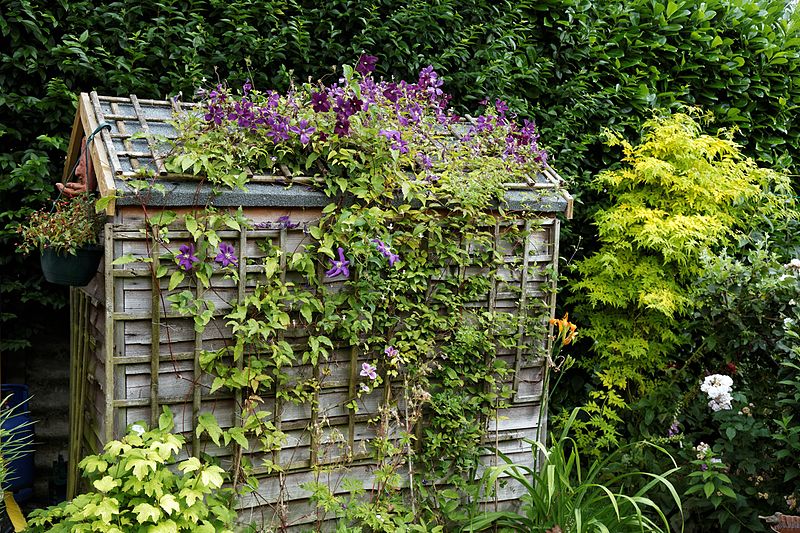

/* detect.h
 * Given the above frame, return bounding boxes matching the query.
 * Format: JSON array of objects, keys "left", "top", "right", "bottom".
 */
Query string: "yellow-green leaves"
[
  {"left": 572, "top": 111, "right": 792, "bottom": 446},
  {"left": 158, "top": 494, "right": 180, "bottom": 516},
  {"left": 25, "top": 408, "right": 235, "bottom": 532},
  {"left": 133, "top": 502, "right": 161, "bottom": 523},
  {"left": 93, "top": 476, "right": 120, "bottom": 493}
]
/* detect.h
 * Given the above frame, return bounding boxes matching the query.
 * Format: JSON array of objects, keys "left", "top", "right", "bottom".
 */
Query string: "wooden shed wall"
[{"left": 71, "top": 205, "right": 558, "bottom": 531}]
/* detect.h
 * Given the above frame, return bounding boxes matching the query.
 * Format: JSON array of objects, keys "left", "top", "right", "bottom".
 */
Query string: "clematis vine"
[
  {"left": 214, "top": 242, "right": 238, "bottom": 267},
  {"left": 325, "top": 247, "right": 350, "bottom": 278},
  {"left": 176, "top": 243, "right": 200, "bottom": 271},
  {"left": 355, "top": 54, "right": 378, "bottom": 76},
  {"left": 277, "top": 215, "right": 300, "bottom": 229},
  {"left": 311, "top": 91, "right": 330, "bottom": 112},
  {"left": 372, "top": 238, "right": 399, "bottom": 266},
  {"left": 385, "top": 346, "right": 401, "bottom": 364},
  {"left": 379, "top": 129, "right": 409, "bottom": 154},
  {"left": 289, "top": 119, "right": 316, "bottom": 145},
  {"left": 360, "top": 362, "right": 377, "bottom": 380}
]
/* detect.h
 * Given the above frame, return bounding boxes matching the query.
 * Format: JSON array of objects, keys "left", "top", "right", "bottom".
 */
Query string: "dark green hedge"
[{"left": 2, "top": 0, "right": 798, "bottom": 351}]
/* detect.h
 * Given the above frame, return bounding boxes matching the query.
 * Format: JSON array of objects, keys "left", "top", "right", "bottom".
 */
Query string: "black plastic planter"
[{"left": 40, "top": 246, "right": 102, "bottom": 286}]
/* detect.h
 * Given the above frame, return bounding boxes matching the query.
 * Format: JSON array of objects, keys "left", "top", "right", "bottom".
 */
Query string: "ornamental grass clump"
[{"left": 463, "top": 409, "right": 683, "bottom": 533}]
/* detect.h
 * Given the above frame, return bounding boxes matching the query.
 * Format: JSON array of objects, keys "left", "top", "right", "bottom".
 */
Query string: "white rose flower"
[{"left": 700, "top": 374, "right": 733, "bottom": 395}]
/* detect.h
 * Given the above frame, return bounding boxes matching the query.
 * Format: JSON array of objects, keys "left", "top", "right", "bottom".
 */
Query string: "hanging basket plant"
[{"left": 18, "top": 193, "right": 105, "bottom": 287}]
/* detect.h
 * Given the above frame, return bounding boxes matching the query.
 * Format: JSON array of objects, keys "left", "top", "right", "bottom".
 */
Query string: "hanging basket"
[{"left": 40, "top": 245, "right": 102, "bottom": 286}]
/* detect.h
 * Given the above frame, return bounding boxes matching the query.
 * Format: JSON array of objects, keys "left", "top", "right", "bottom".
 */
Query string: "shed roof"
[{"left": 70, "top": 92, "right": 573, "bottom": 217}]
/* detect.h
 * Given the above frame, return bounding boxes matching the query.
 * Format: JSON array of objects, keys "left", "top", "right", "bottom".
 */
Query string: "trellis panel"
[{"left": 67, "top": 93, "right": 570, "bottom": 531}]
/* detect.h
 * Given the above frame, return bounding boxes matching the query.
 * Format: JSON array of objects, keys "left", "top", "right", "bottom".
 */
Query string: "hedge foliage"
[{"left": 2, "top": 0, "right": 798, "bottom": 352}]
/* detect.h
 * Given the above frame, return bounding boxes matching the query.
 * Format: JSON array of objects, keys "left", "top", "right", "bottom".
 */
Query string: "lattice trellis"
[{"left": 65, "top": 92, "right": 571, "bottom": 530}]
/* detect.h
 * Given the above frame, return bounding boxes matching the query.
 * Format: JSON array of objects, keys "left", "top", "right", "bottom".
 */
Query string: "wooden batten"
[{"left": 78, "top": 93, "right": 117, "bottom": 215}]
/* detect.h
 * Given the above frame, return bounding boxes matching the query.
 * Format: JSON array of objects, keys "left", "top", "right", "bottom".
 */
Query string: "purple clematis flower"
[
  {"left": 277, "top": 215, "right": 300, "bottom": 229},
  {"left": 379, "top": 129, "right": 408, "bottom": 154},
  {"left": 325, "top": 247, "right": 350, "bottom": 278},
  {"left": 383, "top": 82, "right": 402, "bottom": 103},
  {"left": 333, "top": 116, "right": 351, "bottom": 136},
  {"left": 355, "top": 54, "right": 378, "bottom": 75},
  {"left": 176, "top": 243, "right": 199, "bottom": 271},
  {"left": 311, "top": 91, "right": 330, "bottom": 112},
  {"left": 495, "top": 98, "right": 509, "bottom": 119},
  {"left": 289, "top": 119, "right": 316, "bottom": 145},
  {"left": 385, "top": 346, "right": 400, "bottom": 362},
  {"left": 372, "top": 238, "right": 400, "bottom": 266},
  {"left": 372, "top": 238, "right": 390, "bottom": 256},
  {"left": 416, "top": 152, "right": 433, "bottom": 169},
  {"left": 214, "top": 242, "right": 238, "bottom": 267},
  {"left": 360, "top": 362, "right": 378, "bottom": 380}
]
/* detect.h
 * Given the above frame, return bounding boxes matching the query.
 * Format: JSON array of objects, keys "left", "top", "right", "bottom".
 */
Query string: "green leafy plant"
[
  {"left": 102, "top": 59, "right": 555, "bottom": 530},
  {"left": 0, "top": 394, "right": 34, "bottom": 515},
  {"left": 462, "top": 408, "right": 683, "bottom": 533},
  {"left": 26, "top": 407, "right": 237, "bottom": 532},
  {"left": 17, "top": 192, "right": 104, "bottom": 255},
  {"left": 568, "top": 110, "right": 794, "bottom": 447}
]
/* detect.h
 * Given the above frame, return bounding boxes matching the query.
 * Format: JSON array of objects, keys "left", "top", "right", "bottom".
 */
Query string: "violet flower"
[
  {"left": 277, "top": 215, "right": 299, "bottom": 229},
  {"left": 475, "top": 115, "right": 494, "bottom": 132},
  {"left": 265, "top": 114, "right": 290, "bottom": 142},
  {"left": 214, "top": 242, "right": 238, "bottom": 267},
  {"left": 311, "top": 91, "right": 330, "bottom": 113},
  {"left": 176, "top": 244, "right": 199, "bottom": 271},
  {"left": 385, "top": 346, "right": 400, "bottom": 362},
  {"left": 355, "top": 54, "right": 378, "bottom": 75},
  {"left": 334, "top": 117, "right": 351, "bottom": 136},
  {"left": 495, "top": 98, "right": 509, "bottom": 117},
  {"left": 667, "top": 419, "right": 680, "bottom": 437},
  {"left": 372, "top": 238, "right": 400, "bottom": 266},
  {"left": 379, "top": 129, "right": 408, "bottom": 153},
  {"left": 383, "top": 83, "right": 402, "bottom": 103},
  {"left": 325, "top": 247, "right": 350, "bottom": 278},
  {"left": 416, "top": 152, "right": 433, "bottom": 169},
  {"left": 290, "top": 119, "right": 316, "bottom": 145},
  {"left": 360, "top": 362, "right": 378, "bottom": 380}
]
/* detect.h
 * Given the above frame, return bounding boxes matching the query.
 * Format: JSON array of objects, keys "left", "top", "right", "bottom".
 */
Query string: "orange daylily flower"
[{"left": 550, "top": 313, "right": 578, "bottom": 346}]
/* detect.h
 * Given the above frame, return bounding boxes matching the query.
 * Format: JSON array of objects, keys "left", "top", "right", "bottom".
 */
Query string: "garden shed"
[{"left": 65, "top": 90, "right": 572, "bottom": 530}]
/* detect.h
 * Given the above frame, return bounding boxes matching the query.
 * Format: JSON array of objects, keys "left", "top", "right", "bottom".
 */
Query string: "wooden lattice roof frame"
[{"left": 68, "top": 91, "right": 573, "bottom": 218}]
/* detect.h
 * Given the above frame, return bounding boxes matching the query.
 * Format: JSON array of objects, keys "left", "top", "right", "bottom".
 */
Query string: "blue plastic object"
[{"left": 1, "top": 384, "right": 35, "bottom": 503}]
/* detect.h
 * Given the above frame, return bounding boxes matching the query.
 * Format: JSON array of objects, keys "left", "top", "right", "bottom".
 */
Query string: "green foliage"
[
  {"left": 26, "top": 407, "right": 237, "bottom": 532},
  {"left": 569, "top": 112, "right": 792, "bottom": 447},
  {"left": 605, "top": 259, "right": 800, "bottom": 532},
  {"left": 5, "top": 0, "right": 800, "bottom": 355},
  {"left": 105, "top": 62, "right": 553, "bottom": 529},
  {"left": 0, "top": 394, "right": 34, "bottom": 513},
  {"left": 17, "top": 192, "right": 104, "bottom": 255},
  {"left": 462, "top": 409, "right": 683, "bottom": 533}
]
